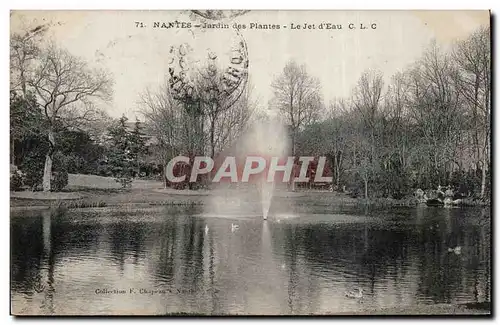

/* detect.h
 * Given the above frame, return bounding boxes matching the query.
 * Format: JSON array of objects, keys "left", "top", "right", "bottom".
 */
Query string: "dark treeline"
[
  {"left": 292, "top": 26, "right": 490, "bottom": 200},
  {"left": 10, "top": 87, "right": 153, "bottom": 190},
  {"left": 139, "top": 43, "right": 256, "bottom": 189},
  {"left": 10, "top": 24, "right": 157, "bottom": 191},
  {"left": 10, "top": 24, "right": 112, "bottom": 191}
]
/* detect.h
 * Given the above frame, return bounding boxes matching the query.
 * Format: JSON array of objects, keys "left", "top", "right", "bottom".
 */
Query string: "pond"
[{"left": 10, "top": 205, "right": 491, "bottom": 315}]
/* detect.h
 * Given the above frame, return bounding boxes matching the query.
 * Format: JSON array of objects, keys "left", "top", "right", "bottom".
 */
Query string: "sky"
[{"left": 10, "top": 10, "right": 490, "bottom": 119}]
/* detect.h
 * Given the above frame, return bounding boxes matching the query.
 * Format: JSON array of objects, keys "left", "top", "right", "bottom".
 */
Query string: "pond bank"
[
  {"left": 161, "top": 302, "right": 491, "bottom": 316},
  {"left": 10, "top": 186, "right": 489, "bottom": 211},
  {"left": 161, "top": 303, "right": 490, "bottom": 316},
  {"left": 334, "top": 302, "right": 491, "bottom": 316}
]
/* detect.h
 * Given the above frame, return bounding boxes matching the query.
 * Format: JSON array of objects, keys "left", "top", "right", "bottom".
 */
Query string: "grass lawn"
[
  {"left": 11, "top": 174, "right": 205, "bottom": 208},
  {"left": 67, "top": 173, "right": 163, "bottom": 190},
  {"left": 12, "top": 174, "right": 486, "bottom": 210}
]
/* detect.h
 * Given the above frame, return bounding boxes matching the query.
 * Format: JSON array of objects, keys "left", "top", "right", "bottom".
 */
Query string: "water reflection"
[{"left": 11, "top": 206, "right": 491, "bottom": 315}]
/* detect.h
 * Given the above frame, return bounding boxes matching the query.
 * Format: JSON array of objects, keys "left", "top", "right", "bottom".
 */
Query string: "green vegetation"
[
  {"left": 291, "top": 28, "right": 491, "bottom": 202},
  {"left": 10, "top": 22, "right": 490, "bottom": 206}
]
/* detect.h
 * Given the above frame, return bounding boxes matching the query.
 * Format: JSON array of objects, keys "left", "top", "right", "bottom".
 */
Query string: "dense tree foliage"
[
  {"left": 10, "top": 21, "right": 489, "bottom": 200},
  {"left": 294, "top": 26, "right": 491, "bottom": 200},
  {"left": 10, "top": 25, "right": 113, "bottom": 191}
]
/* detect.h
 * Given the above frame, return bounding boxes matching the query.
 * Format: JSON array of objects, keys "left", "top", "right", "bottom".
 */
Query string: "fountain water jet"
[
  {"left": 207, "top": 116, "right": 290, "bottom": 220},
  {"left": 248, "top": 118, "right": 289, "bottom": 220},
  {"left": 260, "top": 181, "right": 273, "bottom": 220},
  {"left": 253, "top": 119, "right": 288, "bottom": 220}
]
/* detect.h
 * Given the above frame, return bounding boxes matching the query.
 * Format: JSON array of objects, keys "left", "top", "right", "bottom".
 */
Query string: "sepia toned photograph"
[{"left": 9, "top": 9, "right": 491, "bottom": 316}]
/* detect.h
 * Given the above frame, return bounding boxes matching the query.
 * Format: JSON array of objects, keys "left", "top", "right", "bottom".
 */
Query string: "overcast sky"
[{"left": 10, "top": 10, "right": 490, "bottom": 119}]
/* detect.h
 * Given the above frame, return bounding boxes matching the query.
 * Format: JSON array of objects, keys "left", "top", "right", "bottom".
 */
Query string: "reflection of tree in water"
[
  {"left": 281, "top": 226, "right": 321, "bottom": 314},
  {"left": 478, "top": 209, "right": 491, "bottom": 302},
  {"left": 179, "top": 217, "right": 205, "bottom": 290},
  {"left": 284, "top": 227, "right": 298, "bottom": 313},
  {"left": 11, "top": 206, "right": 491, "bottom": 314},
  {"left": 12, "top": 210, "right": 103, "bottom": 293},
  {"left": 106, "top": 215, "right": 147, "bottom": 273},
  {"left": 150, "top": 211, "right": 207, "bottom": 311},
  {"left": 153, "top": 217, "right": 179, "bottom": 283},
  {"left": 417, "top": 227, "right": 460, "bottom": 302},
  {"left": 415, "top": 208, "right": 491, "bottom": 304},
  {"left": 274, "top": 211, "right": 490, "bottom": 307},
  {"left": 208, "top": 230, "right": 219, "bottom": 314},
  {"left": 41, "top": 210, "right": 55, "bottom": 314},
  {"left": 12, "top": 210, "right": 73, "bottom": 313},
  {"left": 293, "top": 224, "right": 410, "bottom": 284},
  {"left": 108, "top": 222, "right": 127, "bottom": 272},
  {"left": 49, "top": 212, "right": 102, "bottom": 264}
]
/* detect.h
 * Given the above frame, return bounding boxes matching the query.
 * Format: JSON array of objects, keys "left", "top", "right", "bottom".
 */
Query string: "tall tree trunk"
[
  {"left": 330, "top": 154, "right": 337, "bottom": 188},
  {"left": 42, "top": 154, "right": 53, "bottom": 192},
  {"left": 364, "top": 177, "right": 368, "bottom": 199},
  {"left": 210, "top": 116, "right": 215, "bottom": 159},
  {"left": 480, "top": 162, "right": 486, "bottom": 199},
  {"left": 163, "top": 163, "right": 168, "bottom": 189},
  {"left": 290, "top": 130, "right": 296, "bottom": 192},
  {"left": 136, "top": 153, "right": 140, "bottom": 178},
  {"left": 336, "top": 151, "right": 342, "bottom": 188},
  {"left": 434, "top": 150, "right": 440, "bottom": 187},
  {"left": 11, "top": 138, "right": 15, "bottom": 165},
  {"left": 480, "top": 85, "right": 490, "bottom": 199},
  {"left": 42, "top": 130, "right": 55, "bottom": 192},
  {"left": 480, "top": 132, "right": 488, "bottom": 199}
]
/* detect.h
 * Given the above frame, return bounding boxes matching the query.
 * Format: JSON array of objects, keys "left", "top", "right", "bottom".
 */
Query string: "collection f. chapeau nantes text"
[
  {"left": 135, "top": 21, "right": 377, "bottom": 30},
  {"left": 95, "top": 288, "right": 212, "bottom": 295}
]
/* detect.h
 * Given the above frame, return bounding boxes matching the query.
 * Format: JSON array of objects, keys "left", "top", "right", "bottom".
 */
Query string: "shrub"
[
  {"left": 20, "top": 152, "right": 45, "bottom": 190},
  {"left": 51, "top": 171, "right": 68, "bottom": 191},
  {"left": 64, "top": 154, "right": 84, "bottom": 174},
  {"left": 20, "top": 151, "right": 69, "bottom": 191},
  {"left": 97, "top": 162, "right": 113, "bottom": 177},
  {"left": 51, "top": 152, "right": 69, "bottom": 191},
  {"left": 115, "top": 177, "right": 133, "bottom": 189},
  {"left": 58, "top": 200, "right": 108, "bottom": 209}
]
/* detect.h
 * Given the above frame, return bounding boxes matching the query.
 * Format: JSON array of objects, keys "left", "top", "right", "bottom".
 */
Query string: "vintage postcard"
[{"left": 10, "top": 10, "right": 491, "bottom": 316}]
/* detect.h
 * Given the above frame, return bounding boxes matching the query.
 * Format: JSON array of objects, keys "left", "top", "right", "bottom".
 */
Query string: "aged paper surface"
[{"left": 10, "top": 10, "right": 491, "bottom": 316}]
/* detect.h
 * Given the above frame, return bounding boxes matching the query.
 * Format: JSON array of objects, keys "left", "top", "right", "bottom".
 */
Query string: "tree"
[
  {"left": 382, "top": 72, "right": 411, "bottom": 174},
  {"left": 140, "top": 81, "right": 191, "bottom": 187},
  {"left": 295, "top": 100, "right": 350, "bottom": 190},
  {"left": 106, "top": 115, "right": 134, "bottom": 188},
  {"left": 10, "top": 25, "right": 47, "bottom": 167},
  {"left": 271, "top": 60, "right": 322, "bottom": 155},
  {"left": 351, "top": 70, "right": 384, "bottom": 199},
  {"left": 31, "top": 44, "right": 113, "bottom": 191},
  {"left": 56, "top": 129, "right": 104, "bottom": 174},
  {"left": 293, "top": 28, "right": 490, "bottom": 200},
  {"left": 10, "top": 91, "right": 44, "bottom": 165},
  {"left": 452, "top": 26, "right": 491, "bottom": 198},
  {"left": 10, "top": 30, "right": 114, "bottom": 191},
  {"left": 129, "top": 118, "right": 147, "bottom": 177},
  {"left": 323, "top": 100, "right": 351, "bottom": 189},
  {"left": 211, "top": 84, "right": 256, "bottom": 155},
  {"left": 405, "top": 42, "right": 463, "bottom": 188},
  {"left": 196, "top": 63, "right": 230, "bottom": 158},
  {"left": 140, "top": 66, "right": 254, "bottom": 188},
  {"left": 183, "top": 59, "right": 251, "bottom": 158},
  {"left": 10, "top": 24, "right": 48, "bottom": 96}
]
